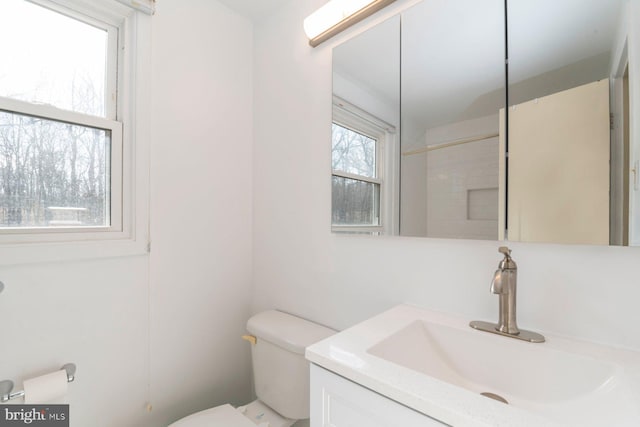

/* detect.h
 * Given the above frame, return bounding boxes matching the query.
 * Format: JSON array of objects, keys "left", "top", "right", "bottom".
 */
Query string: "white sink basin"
[
  {"left": 369, "top": 319, "right": 614, "bottom": 406},
  {"left": 306, "top": 305, "right": 640, "bottom": 426}
]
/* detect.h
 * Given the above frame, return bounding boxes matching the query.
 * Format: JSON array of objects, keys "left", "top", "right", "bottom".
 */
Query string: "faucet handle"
[{"left": 497, "top": 246, "right": 516, "bottom": 269}]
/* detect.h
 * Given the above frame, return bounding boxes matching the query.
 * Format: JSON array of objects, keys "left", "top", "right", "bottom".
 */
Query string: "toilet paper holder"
[{"left": 0, "top": 363, "right": 76, "bottom": 402}]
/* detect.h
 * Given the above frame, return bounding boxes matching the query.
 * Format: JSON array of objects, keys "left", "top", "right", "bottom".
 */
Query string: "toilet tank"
[{"left": 246, "top": 310, "right": 335, "bottom": 420}]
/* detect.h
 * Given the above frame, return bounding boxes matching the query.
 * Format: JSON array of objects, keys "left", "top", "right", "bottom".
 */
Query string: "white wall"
[
  {"left": 252, "top": 0, "right": 640, "bottom": 353},
  {"left": 149, "top": 0, "right": 254, "bottom": 424},
  {"left": 0, "top": 257, "right": 150, "bottom": 425},
  {"left": 0, "top": 1, "right": 254, "bottom": 426},
  {"left": 400, "top": 150, "right": 428, "bottom": 236}
]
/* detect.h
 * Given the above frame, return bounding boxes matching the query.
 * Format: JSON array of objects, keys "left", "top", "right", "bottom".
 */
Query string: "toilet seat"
[
  {"left": 168, "top": 404, "right": 256, "bottom": 427},
  {"left": 168, "top": 400, "right": 296, "bottom": 427}
]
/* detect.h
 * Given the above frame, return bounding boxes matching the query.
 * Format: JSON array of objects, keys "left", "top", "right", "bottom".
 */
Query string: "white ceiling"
[{"left": 216, "top": 0, "right": 292, "bottom": 21}]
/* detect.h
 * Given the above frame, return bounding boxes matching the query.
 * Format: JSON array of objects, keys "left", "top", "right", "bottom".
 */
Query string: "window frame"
[
  {"left": 332, "top": 98, "right": 398, "bottom": 234},
  {"left": 0, "top": 0, "right": 151, "bottom": 264},
  {"left": 0, "top": 97, "right": 124, "bottom": 239}
]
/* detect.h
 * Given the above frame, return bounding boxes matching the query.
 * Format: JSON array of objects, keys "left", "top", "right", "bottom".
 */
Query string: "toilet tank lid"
[{"left": 247, "top": 310, "right": 335, "bottom": 354}]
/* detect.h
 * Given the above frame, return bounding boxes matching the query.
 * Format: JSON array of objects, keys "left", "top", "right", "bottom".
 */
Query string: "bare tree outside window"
[
  {"left": 0, "top": 112, "right": 110, "bottom": 227},
  {"left": 332, "top": 123, "right": 376, "bottom": 177}
]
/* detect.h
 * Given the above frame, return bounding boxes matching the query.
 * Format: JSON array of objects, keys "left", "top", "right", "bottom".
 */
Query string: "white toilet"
[{"left": 170, "top": 310, "right": 335, "bottom": 427}]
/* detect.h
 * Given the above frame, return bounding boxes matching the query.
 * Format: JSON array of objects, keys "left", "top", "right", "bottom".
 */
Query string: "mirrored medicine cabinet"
[{"left": 331, "top": 0, "right": 633, "bottom": 246}]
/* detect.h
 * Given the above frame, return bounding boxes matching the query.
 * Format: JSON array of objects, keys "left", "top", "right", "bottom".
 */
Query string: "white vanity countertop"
[{"left": 305, "top": 304, "right": 640, "bottom": 427}]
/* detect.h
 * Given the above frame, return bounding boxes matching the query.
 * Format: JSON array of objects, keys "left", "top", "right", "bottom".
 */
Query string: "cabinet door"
[{"left": 310, "top": 364, "right": 448, "bottom": 427}]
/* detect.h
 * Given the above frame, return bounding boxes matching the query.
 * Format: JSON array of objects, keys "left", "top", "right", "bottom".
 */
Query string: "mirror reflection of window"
[
  {"left": 331, "top": 99, "right": 397, "bottom": 234},
  {"left": 331, "top": 15, "right": 400, "bottom": 235},
  {"left": 331, "top": 121, "right": 381, "bottom": 230}
]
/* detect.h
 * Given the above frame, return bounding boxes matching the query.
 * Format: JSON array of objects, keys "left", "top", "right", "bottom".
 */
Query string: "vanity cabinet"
[{"left": 310, "top": 364, "right": 447, "bottom": 427}]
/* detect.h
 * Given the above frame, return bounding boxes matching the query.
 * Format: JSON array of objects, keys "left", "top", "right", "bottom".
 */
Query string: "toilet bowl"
[{"left": 169, "top": 310, "right": 335, "bottom": 427}]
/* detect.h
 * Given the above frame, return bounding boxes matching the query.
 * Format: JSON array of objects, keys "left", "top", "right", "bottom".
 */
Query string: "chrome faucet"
[{"left": 470, "top": 247, "right": 545, "bottom": 343}]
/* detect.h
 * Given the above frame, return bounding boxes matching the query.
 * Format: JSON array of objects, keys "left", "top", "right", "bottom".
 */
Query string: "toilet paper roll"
[{"left": 23, "top": 370, "right": 68, "bottom": 404}]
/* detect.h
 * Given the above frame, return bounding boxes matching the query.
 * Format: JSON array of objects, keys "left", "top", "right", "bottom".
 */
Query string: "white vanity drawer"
[{"left": 310, "top": 364, "right": 448, "bottom": 427}]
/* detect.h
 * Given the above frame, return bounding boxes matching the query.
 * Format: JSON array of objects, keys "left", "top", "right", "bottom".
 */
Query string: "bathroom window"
[
  {"left": 0, "top": 0, "right": 151, "bottom": 263},
  {"left": 332, "top": 103, "right": 396, "bottom": 234},
  {"left": 0, "top": 0, "right": 120, "bottom": 232}
]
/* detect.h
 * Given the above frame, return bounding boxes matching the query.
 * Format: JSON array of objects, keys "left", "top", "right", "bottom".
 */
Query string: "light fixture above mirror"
[{"left": 304, "top": 0, "right": 397, "bottom": 47}]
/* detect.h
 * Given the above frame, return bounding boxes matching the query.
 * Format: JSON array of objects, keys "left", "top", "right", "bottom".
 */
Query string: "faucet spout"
[
  {"left": 490, "top": 269, "right": 503, "bottom": 294},
  {"left": 495, "top": 269, "right": 519, "bottom": 335}
]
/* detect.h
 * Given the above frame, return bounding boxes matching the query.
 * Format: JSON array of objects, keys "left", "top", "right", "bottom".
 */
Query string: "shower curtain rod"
[{"left": 402, "top": 132, "right": 499, "bottom": 156}]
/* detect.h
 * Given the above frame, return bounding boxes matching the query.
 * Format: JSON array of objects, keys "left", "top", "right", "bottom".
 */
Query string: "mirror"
[
  {"left": 399, "top": 0, "right": 505, "bottom": 239},
  {"left": 331, "top": 16, "right": 400, "bottom": 234},
  {"left": 331, "top": 0, "right": 635, "bottom": 246},
  {"left": 507, "top": 0, "right": 629, "bottom": 245}
]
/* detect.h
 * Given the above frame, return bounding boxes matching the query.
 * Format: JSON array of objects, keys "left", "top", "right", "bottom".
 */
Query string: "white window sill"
[{"left": 0, "top": 237, "right": 149, "bottom": 266}]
